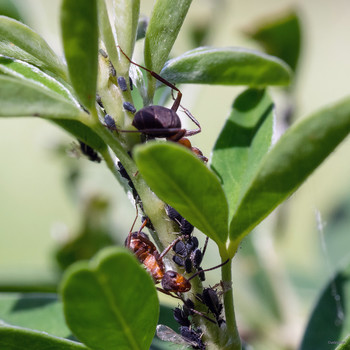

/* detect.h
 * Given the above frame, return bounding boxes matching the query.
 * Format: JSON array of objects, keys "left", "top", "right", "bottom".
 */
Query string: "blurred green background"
[{"left": 1, "top": 0, "right": 350, "bottom": 349}]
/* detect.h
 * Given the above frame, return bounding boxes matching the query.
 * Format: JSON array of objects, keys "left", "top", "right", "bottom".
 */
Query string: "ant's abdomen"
[{"left": 143, "top": 254, "right": 165, "bottom": 282}]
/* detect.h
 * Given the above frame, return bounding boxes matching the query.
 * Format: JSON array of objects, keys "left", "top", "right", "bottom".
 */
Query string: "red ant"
[
  {"left": 112, "top": 46, "right": 207, "bottom": 162},
  {"left": 125, "top": 216, "right": 229, "bottom": 297}
]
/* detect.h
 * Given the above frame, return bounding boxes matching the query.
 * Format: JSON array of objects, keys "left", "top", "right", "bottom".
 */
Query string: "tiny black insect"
[
  {"left": 117, "top": 161, "right": 140, "bottom": 204},
  {"left": 173, "top": 307, "right": 191, "bottom": 327},
  {"left": 165, "top": 205, "right": 194, "bottom": 235},
  {"left": 78, "top": 141, "right": 101, "bottom": 163},
  {"left": 198, "top": 287, "right": 224, "bottom": 326},
  {"left": 104, "top": 114, "right": 117, "bottom": 131},
  {"left": 109, "top": 62, "right": 116, "bottom": 77},
  {"left": 123, "top": 101, "right": 136, "bottom": 114},
  {"left": 180, "top": 326, "right": 205, "bottom": 350},
  {"left": 98, "top": 48, "right": 108, "bottom": 58},
  {"left": 117, "top": 76, "right": 128, "bottom": 91},
  {"left": 180, "top": 217, "right": 194, "bottom": 236},
  {"left": 165, "top": 205, "right": 183, "bottom": 224}
]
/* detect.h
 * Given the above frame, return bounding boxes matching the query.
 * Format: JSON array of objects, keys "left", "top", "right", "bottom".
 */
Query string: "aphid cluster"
[
  {"left": 166, "top": 204, "right": 207, "bottom": 280},
  {"left": 197, "top": 287, "right": 225, "bottom": 326}
]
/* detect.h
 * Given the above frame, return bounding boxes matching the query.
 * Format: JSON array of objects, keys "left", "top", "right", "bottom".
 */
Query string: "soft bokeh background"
[{"left": 1, "top": 0, "right": 350, "bottom": 349}]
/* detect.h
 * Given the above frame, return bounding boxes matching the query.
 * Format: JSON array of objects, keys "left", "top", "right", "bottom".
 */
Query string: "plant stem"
[{"left": 221, "top": 258, "right": 241, "bottom": 350}]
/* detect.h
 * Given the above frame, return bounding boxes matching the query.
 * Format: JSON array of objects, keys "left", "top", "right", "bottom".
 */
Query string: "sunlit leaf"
[
  {"left": 229, "top": 97, "right": 350, "bottom": 253},
  {"left": 61, "top": 0, "right": 98, "bottom": 109},
  {"left": 160, "top": 47, "right": 292, "bottom": 87},
  {"left": 134, "top": 142, "right": 229, "bottom": 248},
  {"left": 0, "top": 56, "right": 76, "bottom": 103},
  {"left": 144, "top": 0, "right": 192, "bottom": 99},
  {"left": 0, "top": 16, "right": 66, "bottom": 79},
  {"left": 0, "top": 75, "right": 84, "bottom": 120},
  {"left": 211, "top": 88, "right": 274, "bottom": 220},
  {"left": 144, "top": 0, "right": 192, "bottom": 74}
]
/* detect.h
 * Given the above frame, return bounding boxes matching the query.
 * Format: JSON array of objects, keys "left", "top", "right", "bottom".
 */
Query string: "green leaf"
[
  {"left": 247, "top": 10, "right": 301, "bottom": 72},
  {"left": 0, "top": 293, "right": 71, "bottom": 338},
  {"left": 0, "top": 56, "right": 76, "bottom": 103},
  {"left": 0, "top": 58, "right": 107, "bottom": 152},
  {"left": 160, "top": 47, "right": 292, "bottom": 87},
  {"left": 61, "top": 247, "right": 159, "bottom": 350},
  {"left": 300, "top": 263, "right": 350, "bottom": 350},
  {"left": 134, "top": 142, "right": 229, "bottom": 248},
  {"left": 61, "top": 0, "right": 98, "bottom": 109},
  {"left": 0, "top": 75, "right": 84, "bottom": 119},
  {"left": 0, "top": 0, "right": 22, "bottom": 21},
  {"left": 144, "top": 0, "right": 192, "bottom": 100},
  {"left": 53, "top": 120, "right": 107, "bottom": 153},
  {"left": 211, "top": 89, "right": 274, "bottom": 221},
  {"left": 113, "top": 0, "right": 140, "bottom": 75},
  {"left": 336, "top": 335, "right": 350, "bottom": 350},
  {"left": 145, "top": 0, "right": 192, "bottom": 74},
  {"left": 229, "top": 97, "right": 350, "bottom": 251},
  {"left": 0, "top": 16, "right": 67, "bottom": 79},
  {"left": 0, "top": 325, "right": 87, "bottom": 350}
]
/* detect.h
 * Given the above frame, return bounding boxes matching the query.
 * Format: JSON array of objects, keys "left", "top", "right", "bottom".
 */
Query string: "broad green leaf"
[
  {"left": 336, "top": 335, "right": 350, "bottom": 350},
  {"left": 0, "top": 16, "right": 67, "bottom": 79},
  {"left": 0, "top": 75, "right": 84, "bottom": 120},
  {"left": 0, "top": 0, "right": 22, "bottom": 21},
  {"left": 160, "top": 47, "right": 292, "bottom": 87},
  {"left": 0, "top": 56, "right": 76, "bottom": 103},
  {"left": 61, "top": 0, "right": 98, "bottom": 109},
  {"left": 113, "top": 0, "right": 140, "bottom": 75},
  {"left": 247, "top": 11, "right": 301, "bottom": 72},
  {"left": 145, "top": 0, "right": 192, "bottom": 74},
  {"left": 229, "top": 97, "right": 350, "bottom": 252},
  {"left": 61, "top": 247, "right": 159, "bottom": 350},
  {"left": 53, "top": 120, "right": 107, "bottom": 153},
  {"left": 144, "top": 0, "right": 192, "bottom": 99},
  {"left": 0, "top": 60, "right": 107, "bottom": 156},
  {"left": 0, "top": 325, "right": 87, "bottom": 350},
  {"left": 134, "top": 142, "right": 229, "bottom": 248},
  {"left": 0, "top": 293, "right": 70, "bottom": 338},
  {"left": 300, "top": 263, "right": 350, "bottom": 350},
  {"left": 211, "top": 89, "right": 274, "bottom": 220}
]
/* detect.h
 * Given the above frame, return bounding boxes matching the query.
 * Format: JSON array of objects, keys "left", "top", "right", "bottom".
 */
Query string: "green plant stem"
[{"left": 221, "top": 259, "right": 241, "bottom": 350}]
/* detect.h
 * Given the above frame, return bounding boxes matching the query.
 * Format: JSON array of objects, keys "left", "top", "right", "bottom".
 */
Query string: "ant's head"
[{"left": 162, "top": 270, "right": 191, "bottom": 293}]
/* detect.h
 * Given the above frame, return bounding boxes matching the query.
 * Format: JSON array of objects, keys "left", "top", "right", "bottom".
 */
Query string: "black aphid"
[
  {"left": 78, "top": 141, "right": 101, "bottom": 163},
  {"left": 104, "top": 114, "right": 117, "bottom": 131},
  {"left": 117, "top": 76, "right": 128, "bottom": 91},
  {"left": 123, "top": 102, "right": 136, "bottom": 114}
]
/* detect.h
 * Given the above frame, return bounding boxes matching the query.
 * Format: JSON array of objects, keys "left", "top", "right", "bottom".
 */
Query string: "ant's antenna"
[
  {"left": 188, "top": 259, "right": 230, "bottom": 282},
  {"left": 126, "top": 206, "right": 139, "bottom": 248}
]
